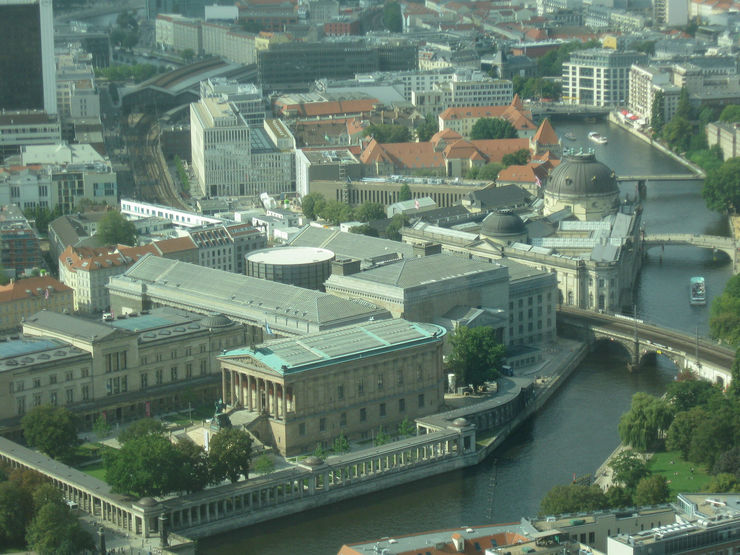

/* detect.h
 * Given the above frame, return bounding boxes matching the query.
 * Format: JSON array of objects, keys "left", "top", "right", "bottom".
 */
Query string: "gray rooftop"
[
  {"left": 222, "top": 319, "right": 445, "bottom": 374},
  {"left": 108, "top": 255, "right": 389, "bottom": 334},
  {"left": 23, "top": 310, "right": 123, "bottom": 341},
  {"left": 0, "top": 336, "right": 87, "bottom": 373},
  {"left": 288, "top": 226, "right": 414, "bottom": 265}
]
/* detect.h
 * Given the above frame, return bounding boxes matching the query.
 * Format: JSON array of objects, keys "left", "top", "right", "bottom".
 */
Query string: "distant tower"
[{"left": 0, "top": 0, "right": 57, "bottom": 114}]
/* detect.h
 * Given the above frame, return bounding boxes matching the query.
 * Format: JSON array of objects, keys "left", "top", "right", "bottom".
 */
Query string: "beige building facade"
[
  {"left": 0, "top": 276, "right": 73, "bottom": 331},
  {"left": 219, "top": 319, "right": 446, "bottom": 456}
]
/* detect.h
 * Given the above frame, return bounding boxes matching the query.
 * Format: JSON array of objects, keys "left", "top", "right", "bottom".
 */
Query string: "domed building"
[
  {"left": 480, "top": 210, "right": 528, "bottom": 245},
  {"left": 544, "top": 151, "right": 619, "bottom": 221}
]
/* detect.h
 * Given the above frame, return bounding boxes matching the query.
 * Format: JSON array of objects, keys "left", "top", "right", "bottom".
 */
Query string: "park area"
[{"left": 646, "top": 451, "right": 712, "bottom": 496}]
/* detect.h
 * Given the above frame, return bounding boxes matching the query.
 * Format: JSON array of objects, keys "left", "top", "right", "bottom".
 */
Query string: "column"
[
  {"left": 247, "top": 375, "right": 254, "bottom": 411},
  {"left": 221, "top": 369, "right": 227, "bottom": 404},
  {"left": 281, "top": 384, "right": 287, "bottom": 420}
]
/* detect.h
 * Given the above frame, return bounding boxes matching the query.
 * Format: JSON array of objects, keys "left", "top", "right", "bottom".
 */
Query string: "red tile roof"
[{"left": 0, "top": 276, "right": 72, "bottom": 303}]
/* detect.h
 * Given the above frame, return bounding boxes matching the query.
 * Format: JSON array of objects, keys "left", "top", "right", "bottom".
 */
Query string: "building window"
[
  {"left": 81, "top": 368, "right": 89, "bottom": 378},
  {"left": 418, "top": 394, "right": 425, "bottom": 408},
  {"left": 377, "top": 374, "right": 383, "bottom": 390},
  {"left": 105, "top": 351, "right": 127, "bottom": 373},
  {"left": 50, "top": 392, "right": 57, "bottom": 406},
  {"left": 171, "top": 367, "right": 178, "bottom": 381},
  {"left": 319, "top": 417, "right": 326, "bottom": 432},
  {"left": 200, "top": 360, "right": 207, "bottom": 375},
  {"left": 65, "top": 389, "right": 74, "bottom": 404},
  {"left": 171, "top": 350, "right": 177, "bottom": 360},
  {"left": 337, "top": 384, "right": 344, "bottom": 400},
  {"left": 33, "top": 378, "right": 40, "bottom": 389},
  {"left": 399, "top": 398, "right": 405, "bottom": 412},
  {"left": 141, "top": 373, "right": 148, "bottom": 389},
  {"left": 417, "top": 367, "right": 423, "bottom": 381},
  {"left": 17, "top": 397, "right": 25, "bottom": 416},
  {"left": 379, "top": 403, "right": 386, "bottom": 417},
  {"left": 360, "top": 407, "right": 366, "bottom": 421},
  {"left": 155, "top": 369, "right": 163, "bottom": 385},
  {"left": 358, "top": 380, "right": 364, "bottom": 395},
  {"left": 82, "top": 385, "right": 89, "bottom": 401},
  {"left": 397, "top": 371, "right": 404, "bottom": 385},
  {"left": 33, "top": 393, "right": 41, "bottom": 407},
  {"left": 49, "top": 375, "right": 56, "bottom": 385},
  {"left": 185, "top": 346, "right": 192, "bottom": 356},
  {"left": 65, "top": 371, "right": 73, "bottom": 382},
  {"left": 186, "top": 363, "right": 192, "bottom": 378},
  {"left": 340, "top": 412, "right": 347, "bottom": 426},
  {"left": 299, "top": 423, "right": 306, "bottom": 436}
]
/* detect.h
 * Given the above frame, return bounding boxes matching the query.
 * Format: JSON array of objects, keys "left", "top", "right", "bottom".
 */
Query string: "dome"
[
  {"left": 546, "top": 151, "right": 618, "bottom": 197},
  {"left": 481, "top": 210, "right": 526, "bottom": 237},
  {"left": 451, "top": 417, "right": 469, "bottom": 428},
  {"left": 137, "top": 497, "right": 158, "bottom": 507},
  {"left": 200, "top": 313, "right": 232, "bottom": 328}
]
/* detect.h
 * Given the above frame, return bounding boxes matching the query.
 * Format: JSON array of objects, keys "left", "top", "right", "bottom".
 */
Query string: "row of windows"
[
  {"left": 298, "top": 394, "right": 425, "bottom": 436},
  {"left": 12, "top": 367, "right": 90, "bottom": 393},
  {"left": 17, "top": 384, "right": 90, "bottom": 415}
]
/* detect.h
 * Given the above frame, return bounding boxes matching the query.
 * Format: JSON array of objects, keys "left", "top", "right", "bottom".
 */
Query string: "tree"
[
  {"left": 398, "top": 184, "right": 412, "bottom": 202},
  {"left": 398, "top": 417, "right": 416, "bottom": 438},
  {"left": 502, "top": 149, "right": 530, "bottom": 167},
  {"left": 319, "top": 200, "right": 354, "bottom": 225},
  {"left": 416, "top": 113, "right": 438, "bottom": 142},
  {"left": 355, "top": 202, "right": 386, "bottom": 223},
  {"left": 447, "top": 326, "right": 505, "bottom": 387},
  {"left": 253, "top": 454, "right": 275, "bottom": 475},
  {"left": 349, "top": 224, "right": 379, "bottom": 237},
  {"left": 182, "top": 48, "right": 195, "bottom": 62},
  {"left": 470, "top": 118, "right": 518, "bottom": 140},
  {"left": 688, "top": 407, "right": 738, "bottom": 467},
  {"left": 477, "top": 162, "right": 505, "bottom": 180},
  {"left": 702, "top": 158, "right": 740, "bottom": 213},
  {"left": 96, "top": 210, "right": 137, "bottom": 246},
  {"left": 539, "top": 484, "right": 609, "bottom": 516},
  {"left": 383, "top": 1, "right": 402, "bottom": 32},
  {"left": 208, "top": 427, "right": 253, "bottom": 484},
  {"left": 25, "top": 500, "right": 94, "bottom": 555},
  {"left": 104, "top": 434, "right": 182, "bottom": 496},
  {"left": 21, "top": 406, "right": 78, "bottom": 461},
  {"left": 609, "top": 449, "right": 650, "bottom": 491},
  {"left": 301, "top": 193, "right": 326, "bottom": 221},
  {"left": 666, "top": 379, "right": 715, "bottom": 412},
  {"left": 374, "top": 427, "right": 391, "bottom": 446},
  {"left": 332, "top": 432, "right": 350, "bottom": 453},
  {"left": 618, "top": 393, "right": 674, "bottom": 452},
  {"left": 385, "top": 213, "right": 407, "bottom": 241},
  {"left": 707, "top": 473, "right": 740, "bottom": 493},
  {"left": 651, "top": 91, "right": 665, "bottom": 135},
  {"left": 117, "top": 418, "right": 166, "bottom": 444},
  {"left": 689, "top": 145, "right": 724, "bottom": 173},
  {"left": 31, "top": 484, "right": 63, "bottom": 511},
  {"left": 173, "top": 439, "right": 209, "bottom": 494},
  {"left": 363, "top": 123, "right": 410, "bottom": 143},
  {"left": 713, "top": 446, "right": 740, "bottom": 476},
  {"left": 633, "top": 475, "right": 671, "bottom": 506},
  {"left": 93, "top": 415, "right": 111, "bottom": 440},
  {"left": 675, "top": 87, "right": 692, "bottom": 120},
  {"left": 662, "top": 116, "right": 692, "bottom": 153},
  {"left": 605, "top": 485, "right": 633, "bottom": 508},
  {"left": 0, "top": 481, "right": 33, "bottom": 547},
  {"left": 719, "top": 105, "right": 740, "bottom": 123},
  {"left": 666, "top": 407, "right": 707, "bottom": 459},
  {"left": 632, "top": 40, "right": 656, "bottom": 55}
]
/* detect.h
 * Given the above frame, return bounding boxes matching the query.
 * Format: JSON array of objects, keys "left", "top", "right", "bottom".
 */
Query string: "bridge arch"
[
  {"left": 642, "top": 234, "right": 736, "bottom": 265},
  {"left": 638, "top": 350, "right": 682, "bottom": 372}
]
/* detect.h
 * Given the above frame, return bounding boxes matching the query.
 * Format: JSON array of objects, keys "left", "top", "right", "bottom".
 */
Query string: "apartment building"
[
  {"left": 563, "top": 49, "right": 648, "bottom": 106},
  {"left": 628, "top": 64, "right": 681, "bottom": 123},
  {"left": 0, "top": 275, "right": 73, "bottom": 331}
]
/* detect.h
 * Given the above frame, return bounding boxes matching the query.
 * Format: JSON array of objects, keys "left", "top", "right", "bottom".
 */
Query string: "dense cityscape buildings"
[{"left": 0, "top": 0, "right": 740, "bottom": 551}]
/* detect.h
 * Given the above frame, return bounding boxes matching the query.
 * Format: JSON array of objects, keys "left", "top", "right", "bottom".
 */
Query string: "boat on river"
[
  {"left": 588, "top": 131, "right": 607, "bottom": 144},
  {"left": 690, "top": 276, "right": 706, "bottom": 305},
  {"left": 564, "top": 132, "right": 577, "bottom": 141}
]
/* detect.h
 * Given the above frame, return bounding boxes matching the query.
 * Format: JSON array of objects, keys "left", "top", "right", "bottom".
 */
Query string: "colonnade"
[{"left": 222, "top": 369, "right": 293, "bottom": 419}]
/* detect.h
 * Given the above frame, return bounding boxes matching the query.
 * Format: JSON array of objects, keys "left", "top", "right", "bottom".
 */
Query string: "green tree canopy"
[
  {"left": 712, "top": 446, "right": 740, "bottom": 476},
  {"left": 96, "top": 210, "right": 137, "bottom": 246},
  {"left": 21, "top": 406, "right": 78, "bottom": 461},
  {"left": 605, "top": 485, "right": 633, "bottom": 508},
  {"left": 301, "top": 192, "right": 326, "bottom": 221},
  {"left": 398, "top": 183, "right": 412, "bottom": 202},
  {"left": 349, "top": 224, "right": 380, "bottom": 237},
  {"left": 502, "top": 149, "right": 531, "bottom": 167},
  {"left": 364, "top": 123, "right": 411, "bottom": 143},
  {"left": 719, "top": 105, "right": 740, "bottom": 123},
  {"left": 618, "top": 392, "right": 674, "bottom": 452},
  {"left": 666, "top": 379, "right": 716, "bottom": 412},
  {"left": 609, "top": 449, "right": 650, "bottom": 491},
  {"left": 470, "top": 118, "right": 518, "bottom": 140},
  {"left": 117, "top": 418, "right": 166, "bottom": 444},
  {"left": 512, "top": 76, "right": 561, "bottom": 100},
  {"left": 466, "top": 162, "right": 505, "bottom": 180},
  {"left": 173, "top": 439, "right": 209, "bottom": 494},
  {"left": 319, "top": 200, "right": 354, "bottom": 225},
  {"left": 539, "top": 484, "right": 609, "bottom": 516},
  {"left": 707, "top": 473, "right": 740, "bottom": 493},
  {"left": 703, "top": 157, "right": 740, "bottom": 213},
  {"left": 633, "top": 475, "right": 671, "bottom": 506},
  {"left": 0, "top": 481, "right": 34, "bottom": 547},
  {"left": 385, "top": 213, "right": 407, "bottom": 241},
  {"left": 537, "top": 40, "right": 600, "bottom": 77},
  {"left": 355, "top": 202, "right": 386, "bottom": 222},
  {"left": 253, "top": 454, "right": 275, "bottom": 475},
  {"left": 25, "top": 498, "right": 94, "bottom": 555},
  {"left": 182, "top": 48, "right": 195, "bottom": 62},
  {"left": 416, "top": 113, "right": 439, "bottom": 142},
  {"left": 382, "top": 1, "right": 402, "bottom": 32},
  {"left": 208, "top": 427, "right": 253, "bottom": 484},
  {"left": 104, "top": 434, "right": 183, "bottom": 496},
  {"left": 651, "top": 90, "right": 665, "bottom": 135},
  {"left": 666, "top": 407, "right": 708, "bottom": 459},
  {"left": 447, "top": 326, "right": 504, "bottom": 387},
  {"left": 662, "top": 115, "right": 692, "bottom": 153},
  {"left": 675, "top": 87, "right": 692, "bottom": 120}
]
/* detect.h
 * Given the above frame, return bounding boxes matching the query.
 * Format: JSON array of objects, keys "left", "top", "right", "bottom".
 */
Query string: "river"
[{"left": 199, "top": 118, "right": 733, "bottom": 555}]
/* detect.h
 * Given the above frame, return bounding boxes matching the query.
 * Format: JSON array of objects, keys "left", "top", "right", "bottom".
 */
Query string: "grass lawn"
[
  {"left": 79, "top": 461, "right": 107, "bottom": 482},
  {"left": 647, "top": 451, "right": 712, "bottom": 495}
]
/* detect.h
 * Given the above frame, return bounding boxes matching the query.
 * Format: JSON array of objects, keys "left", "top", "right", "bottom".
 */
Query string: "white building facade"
[{"left": 563, "top": 49, "right": 648, "bottom": 106}]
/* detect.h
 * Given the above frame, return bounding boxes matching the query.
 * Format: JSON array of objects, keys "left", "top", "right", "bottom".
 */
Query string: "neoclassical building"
[{"left": 218, "top": 319, "right": 446, "bottom": 456}]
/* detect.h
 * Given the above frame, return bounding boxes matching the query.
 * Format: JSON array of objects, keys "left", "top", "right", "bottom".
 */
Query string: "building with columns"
[{"left": 219, "top": 318, "right": 446, "bottom": 456}]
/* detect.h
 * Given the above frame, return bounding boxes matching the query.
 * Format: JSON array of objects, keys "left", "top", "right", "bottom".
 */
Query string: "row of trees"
[
  {"left": 362, "top": 114, "right": 440, "bottom": 144},
  {"left": 301, "top": 194, "right": 388, "bottom": 225},
  {"left": 103, "top": 419, "right": 254, "bottom": 497},
  {"left": 96, "top": 63, "right": 161, "bottom": 83},
  {"left": 709, "top": 273, "right": 740, "bottom": 345},
  {"left": 0, "top": 466, "right": 94, "bottom": 553},
  {"left": 465, "top": 148, "right": 530, "bottom": 181}
]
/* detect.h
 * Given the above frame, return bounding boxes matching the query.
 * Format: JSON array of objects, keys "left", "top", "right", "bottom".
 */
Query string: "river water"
[{"left": 199, "top": 119, "right": 732, "bottom": 555}]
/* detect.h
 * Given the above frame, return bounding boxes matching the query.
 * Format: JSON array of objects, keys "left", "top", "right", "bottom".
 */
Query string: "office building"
[
  {"left": 0, "top": 0, "right": 56, "bottom": 114},
  {"left": 0, "top": 205, "right": 43, "bottom": 277},
  {"left": 199, "top": 78, "right": 265, "bottom": 126},
  {"left": 563, "top": 49, "right": 648, "bottom": 106}
]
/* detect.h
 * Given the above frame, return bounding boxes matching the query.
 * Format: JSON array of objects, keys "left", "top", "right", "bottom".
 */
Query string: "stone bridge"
[
  {"left": 557, "top": 307, "right": 734, "bottom": 386},
  {"left": 643, "top": 233, "right": 738, "bottom": 267}
]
